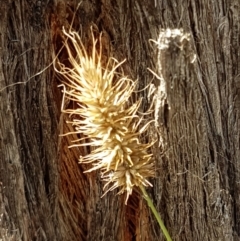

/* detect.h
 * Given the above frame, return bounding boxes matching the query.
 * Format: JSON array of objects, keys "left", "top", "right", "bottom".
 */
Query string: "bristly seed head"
[{"left": 57, "top": 28, "right": 155, "bottom": 204}]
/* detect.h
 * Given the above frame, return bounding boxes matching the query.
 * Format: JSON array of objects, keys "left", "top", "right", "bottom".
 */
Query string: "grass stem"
[{"left": 140, "top": 185, "right": 172, "bottom": 241}]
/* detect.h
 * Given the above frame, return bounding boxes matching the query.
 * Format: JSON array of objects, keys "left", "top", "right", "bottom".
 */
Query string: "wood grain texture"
[{"left": 0, "top": 0, "right": 240, "bottom": 240}]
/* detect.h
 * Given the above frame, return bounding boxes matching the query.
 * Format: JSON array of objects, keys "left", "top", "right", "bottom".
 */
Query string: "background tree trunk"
[{"left": 1, "top": 0, "right": 240, "bottom": 240}]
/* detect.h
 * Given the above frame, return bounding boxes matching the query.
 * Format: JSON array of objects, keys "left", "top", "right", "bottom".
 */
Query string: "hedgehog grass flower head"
[{"left": 58, "top": 28, "right": 155, "bottom": 204}]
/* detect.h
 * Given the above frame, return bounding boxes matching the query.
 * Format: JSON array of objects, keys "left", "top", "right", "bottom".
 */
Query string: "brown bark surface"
[{"left": 0, "top": 0, "right": 240, "bottom": 240}]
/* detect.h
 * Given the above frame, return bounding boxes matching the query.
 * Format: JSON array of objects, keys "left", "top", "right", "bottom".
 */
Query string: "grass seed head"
[{"left": 58, "top": 28, "right": 155, "bottom": 203}]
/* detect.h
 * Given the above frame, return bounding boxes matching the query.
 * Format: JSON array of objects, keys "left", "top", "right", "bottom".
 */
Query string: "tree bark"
[{"left": 0, "top": 0, "right": 240, "bottom": 240}]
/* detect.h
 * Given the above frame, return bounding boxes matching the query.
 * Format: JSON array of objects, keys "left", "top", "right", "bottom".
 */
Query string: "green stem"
[{"left": 140, "top": 185, "right": 173, "bottom": 241}]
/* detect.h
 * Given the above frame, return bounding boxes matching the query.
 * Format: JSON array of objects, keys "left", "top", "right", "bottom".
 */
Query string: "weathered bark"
[{"left": 0, "top": 0, "right": 240, "bottom": 241}]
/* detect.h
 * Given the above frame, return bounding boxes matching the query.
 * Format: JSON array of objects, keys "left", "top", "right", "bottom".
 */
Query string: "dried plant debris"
[{"left": 148, "top": 29, "right": 196, "bottom": 145}]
